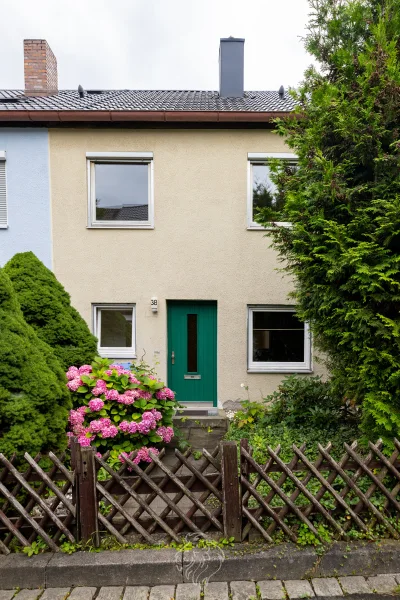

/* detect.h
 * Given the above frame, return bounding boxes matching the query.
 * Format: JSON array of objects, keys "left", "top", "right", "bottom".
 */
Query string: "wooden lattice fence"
[
  {"left": 0, "top": 438, "right": 400, "bottom": 553},
  {"left": 240, "top": 438, "right": 400, "bottom": 543}
]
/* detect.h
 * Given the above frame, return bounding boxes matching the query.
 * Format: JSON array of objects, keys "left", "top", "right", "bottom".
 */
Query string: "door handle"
[{"left": 171, "top": 351, "right": 175, "bottom": 365}]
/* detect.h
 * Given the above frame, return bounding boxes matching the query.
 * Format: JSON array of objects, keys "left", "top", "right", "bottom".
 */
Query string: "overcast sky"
[{"left": 0, "top": 0, "right": 313, "bottom": 92}]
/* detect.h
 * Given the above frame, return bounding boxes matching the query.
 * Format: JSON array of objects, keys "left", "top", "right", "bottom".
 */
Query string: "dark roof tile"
[{"left": 0, "top": 89, "right": 295, "bottom": 112}]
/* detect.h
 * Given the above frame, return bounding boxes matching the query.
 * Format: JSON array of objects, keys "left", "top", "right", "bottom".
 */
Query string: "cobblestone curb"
[{"left": 0, "top": 541, "right": 400, "bottom": 590}]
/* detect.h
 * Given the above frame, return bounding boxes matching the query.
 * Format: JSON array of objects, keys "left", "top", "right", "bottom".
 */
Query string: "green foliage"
[
  {"left": 22, "top": 538, "right": 47, "bottom": 556},
  {"left": 256, "top": 0, "right": 400, "bottom": 441},
  {"left": 297, "top": 523, "right": 332, "bottom": 547},
  {"left": 0, "top": 268, "right": 71, "bottom": 457},
  {"left": 4, "top": 252, "right": 97, "bottom": 370}
]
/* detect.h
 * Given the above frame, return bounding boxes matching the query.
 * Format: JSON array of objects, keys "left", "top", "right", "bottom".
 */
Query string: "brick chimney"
[{"left": 24, "top": 39, "right": 58, "bottom": 96}]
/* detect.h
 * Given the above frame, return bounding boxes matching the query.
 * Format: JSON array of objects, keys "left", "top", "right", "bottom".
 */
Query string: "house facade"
[{"left": 0, "top": 38, "right": 324, "bottom": 411}]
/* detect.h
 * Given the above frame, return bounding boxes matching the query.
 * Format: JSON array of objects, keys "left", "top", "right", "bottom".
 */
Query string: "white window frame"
[
  {"left": 247, "top": 305, "right": 312, "bottom": 373},
  {"left": 0, "top": 151, "right": 7, "bottom": 229},
  {"left": 87, "top": 152, "right": 154, "bottom": 229},
  {"left": 247, "top": 152, "right": 297, "bottom": 230},
  {"left": 92, "top": 303, "right": 136, "bottom": 359}
]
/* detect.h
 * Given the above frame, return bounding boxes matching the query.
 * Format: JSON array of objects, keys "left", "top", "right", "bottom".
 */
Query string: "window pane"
[
  {"left": 253, "top": 311, "right": 303, "bottom": 330},
  {"left": 100, "top": 309, "right": 132, "bottom": 347},
  {"left": 187, "top": 314, "right": 198, "bottom": 372},
  {"left": 95, "top": 163, "right": 149, "bottom": 221},
  {"left": 252, "top": 162, "right": 296, "bottom": 221},
  {"left": 252, "top": 311, "right": 305, "bottom": 363}
]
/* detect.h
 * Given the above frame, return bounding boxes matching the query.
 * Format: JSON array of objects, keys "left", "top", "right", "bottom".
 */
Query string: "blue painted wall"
[{"left": 0, "top": 128, "right": 52, "bottom": 268}]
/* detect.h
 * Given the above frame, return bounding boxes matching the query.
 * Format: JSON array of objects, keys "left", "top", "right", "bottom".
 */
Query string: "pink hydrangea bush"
[{"left": 67, "top": 357, "right": 179, "bottom": 463}]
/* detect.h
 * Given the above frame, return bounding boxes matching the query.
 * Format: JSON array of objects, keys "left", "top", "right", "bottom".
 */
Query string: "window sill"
[
  {"left": 0, "top": 225, "right": 8, "bottom": 229},
  {"left": 98, "top": 349, "right": 137, "bottom": 359},
  {"left": 87, "top": 224, "right": 154, "bottom": 230},
  {"left": 247, "top": 368, "right": 313, "bottom": 374},
  {"left": 247, "top": 223, "right": 292, "bottom": 231}
]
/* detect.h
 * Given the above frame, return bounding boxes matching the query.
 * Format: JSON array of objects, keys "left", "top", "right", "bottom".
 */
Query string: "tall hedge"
[
  {"left": 4, "top": 252, "right": 97, "bottom": 370},
  {"left": 257, "top": 0, "right": 400, "bottom": 441},
  {"left": 0, "top": 268, "right": 71, "bottom": 457}
]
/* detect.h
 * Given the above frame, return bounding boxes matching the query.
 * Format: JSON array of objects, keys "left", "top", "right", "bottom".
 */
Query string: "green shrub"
[
  {"left": 0, "top": 268, "right": 71, "bottom": 457},
  {"left": 264, "top": 375, "right": 358, "bottom": 428},
  {"left": 4, "top": 252, "right": 97, "bottom": 370},
  {"left": 226, "top": 375, "right": 360, "bottom": 462}
]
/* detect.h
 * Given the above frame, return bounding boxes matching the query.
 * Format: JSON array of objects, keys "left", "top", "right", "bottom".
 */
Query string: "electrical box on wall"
[{"left": 151, "top": 297, "right": 158, "bottom": 312}]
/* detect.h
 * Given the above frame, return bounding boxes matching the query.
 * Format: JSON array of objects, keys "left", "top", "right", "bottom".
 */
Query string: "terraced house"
[{"left": 0, "top": 38, "right": 324, "bottom": 412}]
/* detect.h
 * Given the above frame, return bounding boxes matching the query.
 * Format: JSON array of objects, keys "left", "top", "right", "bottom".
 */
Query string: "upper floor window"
[
  {"left": 87, "top": 152, "right": 154, "bottom": 228},
  {"left": 248, "top": 306, "right": 311, "bottom": 372},
  {"left": 0, "top": 151, "right": 7, "bottom": 229},
  {"left": 247, "top": 153, "right": 297, "bottom": 229},
  {"left": 93, "top": 303, "right": 136, "bottom": 358}
]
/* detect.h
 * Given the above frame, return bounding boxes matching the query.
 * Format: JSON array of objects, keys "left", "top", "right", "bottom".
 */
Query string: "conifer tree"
[
  {"left": 4, "top": 252, "right": 97, "bottom": 370},
  {"left": 0, "top": 268, "right": 71, "bottom": 457},
  {"left": 257, "top": 0, "right": 400, "bottom": 440}
]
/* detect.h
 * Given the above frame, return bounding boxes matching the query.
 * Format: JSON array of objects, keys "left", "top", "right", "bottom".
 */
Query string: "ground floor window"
[
  {"left": 248, "top": 306, "right": 311, "bottom": 372},
  {"left": 92, "top": 304, "right": 136, "bottom": 358}
]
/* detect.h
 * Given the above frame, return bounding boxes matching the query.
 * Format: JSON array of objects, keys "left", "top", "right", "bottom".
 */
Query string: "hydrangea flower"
[
  {"left": 101, "top": 425, "right": 119, "bottom": 438},
  {"left": 156, "top": 426, "right": 174, "bottom": 443},
  {"left": 155, "top": 387, "right": 175, "bottom": 400},
  {"left": 88, "top": 398, "right": 104, "bottom": 412},
  {"left": 105, "top": 388, "right": 120, "bottom": 401},
  {"left": 66, "top": 366, "right": 79, "bottom": 380},
  {"left": 67, "top": 377, "right": 83, "bottom": 392},
  {"left": 79, "top": 365, "right": 92, "bottom": 375},
  {"left": 92, "top": 379, "right": 107, "bottom": 396}
]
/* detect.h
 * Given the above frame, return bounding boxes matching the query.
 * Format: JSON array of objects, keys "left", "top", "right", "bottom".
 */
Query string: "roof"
[{"left": 0, "top": 89, "right": 295, "bottom": 112}]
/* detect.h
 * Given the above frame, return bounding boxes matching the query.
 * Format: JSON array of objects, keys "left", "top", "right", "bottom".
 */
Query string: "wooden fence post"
[
  {"left": 70, "top": 438, "right": 80, "bottom": 541},
  {"left": 240, "top": 439, "right": 249, "bottom": 511},
  {"left": 75, "top": 444, "right": 99, "bottom": 547},
  {"left": 221, "top": 441, "right": 242, "bottom": 542}
]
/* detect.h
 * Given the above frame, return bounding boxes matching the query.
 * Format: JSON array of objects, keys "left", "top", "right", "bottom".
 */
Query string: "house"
[{"left": 0, "top": 38, "right": 324, "bottom": 413}]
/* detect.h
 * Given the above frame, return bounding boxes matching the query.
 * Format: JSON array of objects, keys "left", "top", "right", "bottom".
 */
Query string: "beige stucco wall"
[{"left": 49, "top": 127, "right": 325, "bottom": 407}]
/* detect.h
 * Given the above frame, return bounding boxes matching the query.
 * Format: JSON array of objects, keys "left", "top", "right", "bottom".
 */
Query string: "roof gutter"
[{"left": 0, "top": 110, "right": 291, "bottom": 124}]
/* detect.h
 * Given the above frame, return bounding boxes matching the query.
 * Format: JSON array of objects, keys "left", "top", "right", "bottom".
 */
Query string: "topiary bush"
[
  {"left": 67, "top": 357, "right": 180, "bottom": 464},
  {"left": 0, "top": 268, "right": 71, "bottom": 458},
  {"left": 4, "top": 252, "right": 97, "bottom": 370}
]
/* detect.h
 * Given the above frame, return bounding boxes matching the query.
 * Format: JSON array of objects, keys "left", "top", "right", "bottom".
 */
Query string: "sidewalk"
[{"left": 1, "top": 575, "right": 400, "bottom": 600}]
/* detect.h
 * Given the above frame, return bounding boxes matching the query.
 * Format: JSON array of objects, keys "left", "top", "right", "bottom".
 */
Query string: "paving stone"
[
  {"left": 175, "top": 584, "right": 201, "bottom": 600},
  {"left": 41, "top": 590, "right": 71, "bottom": 600},
  {"left": 311, "top": 578, "right": 343, "bottom": 597},
  {"left": 367, "top": 575, "right": 398, "bottom": 594},
  {"left": 68, "top": 588, "right": 97, "bottom": 600},
  {"left": 203, "top": 582, "right": 229, "bottom": 600},
  {"left": 149, "top": 586, "right": 175, "bottom": 600},
  {"left": 13, "top": 592, "right": 43, "bottom": 600},
  {"left": 123, "top": 587, "right": 150, "bottom": 600},
  {"left": 257, "top": 580, "right": 285, "bottom": 600},
  {"left": 338, "top": 576, "right": 371, "bottom": 595},
  {"left": 230, "top": 581, "right": 257, "bottom": 600},
  {"left": 0, "top": 591, "right": 17, "bottom": 600},
  {"left": 96, "top": 589, "right": 124, "bottom": 600},
  {"left": 284, "top": 580, "right": 314, "bottom": 599}
]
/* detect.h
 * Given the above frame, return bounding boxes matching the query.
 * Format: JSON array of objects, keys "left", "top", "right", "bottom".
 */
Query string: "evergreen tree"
[
  {"left": 257, "top": 0, "right": 400, "bottom": 441},
  {"left": 0, "top": 268, "right": 71, "bottom": 457},
  {"left": 4, "top": 252, "right": 97, "bottom": 370}
]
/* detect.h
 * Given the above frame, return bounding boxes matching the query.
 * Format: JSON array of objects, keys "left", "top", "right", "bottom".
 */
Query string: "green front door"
[{"left": 167, "top": 301, "right": 217, "bottom": 405}]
